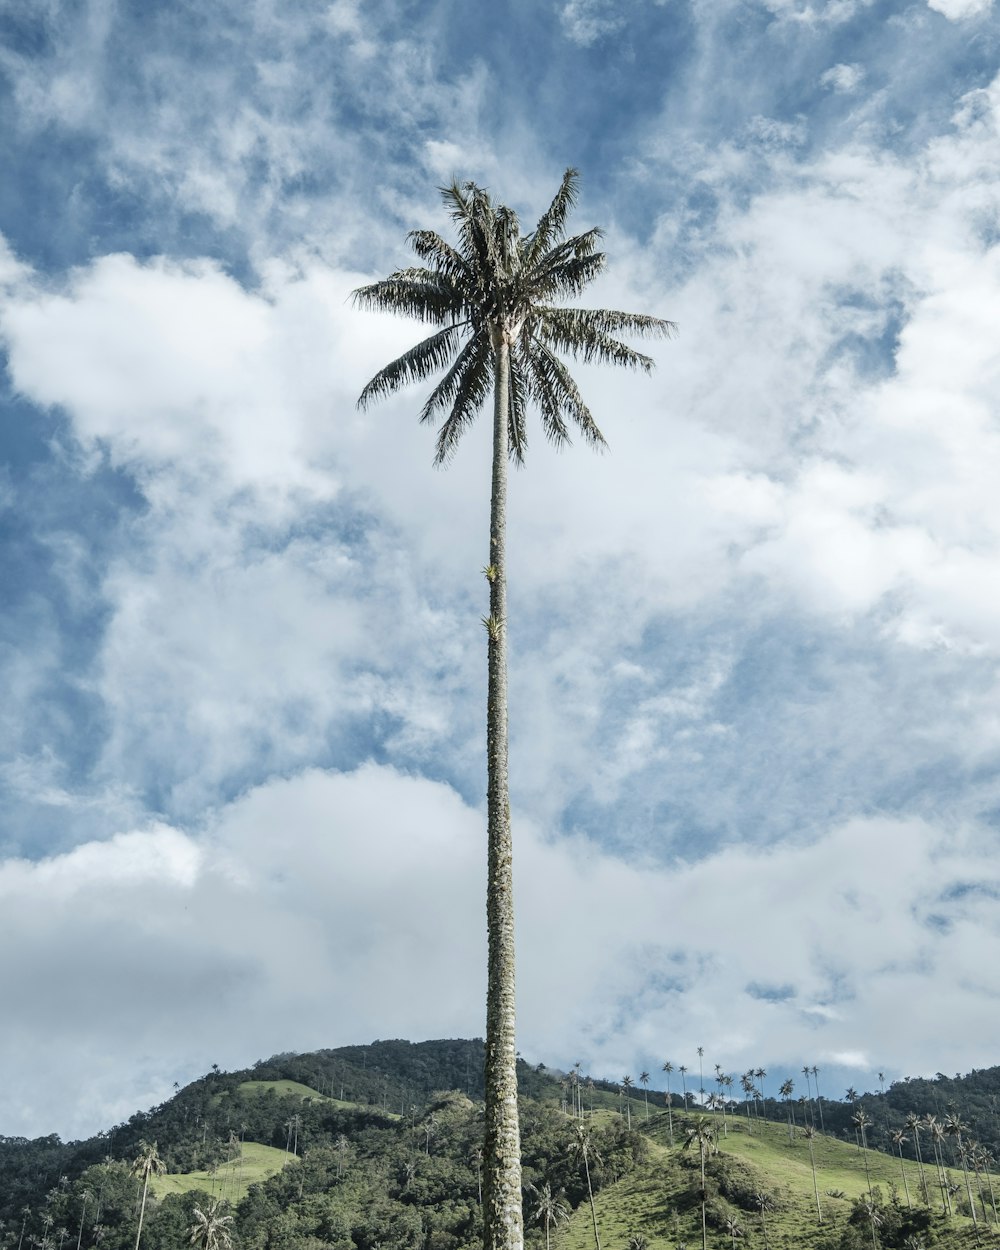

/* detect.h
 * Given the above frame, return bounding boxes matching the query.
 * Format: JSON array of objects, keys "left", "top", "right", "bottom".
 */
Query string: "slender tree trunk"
[
  {"left": 807, "top": 1137, "right": 823, "bottom": 1224},
  {"left": 133, "top": 1177, "right": 149, "bottom": 1250},
  {"left": 896, "top": 1142, "right": 911, "bottom": 1209},
  {"left": 583, "top": 1154, "right": 601, "bottom": 1250},
  {"left": 482, "top": 330, "right": 524, "bottom": 1250}
]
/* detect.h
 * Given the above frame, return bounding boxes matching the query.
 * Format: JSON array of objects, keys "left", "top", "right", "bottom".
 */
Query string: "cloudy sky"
[{"left": 3, "top": 0, "right": 1000, "bottom": 1141}]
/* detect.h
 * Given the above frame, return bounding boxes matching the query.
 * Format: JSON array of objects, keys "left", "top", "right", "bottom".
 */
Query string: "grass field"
[
  {"left": 151, "top": 1142, "right": 294, "bottom": 1204},
  {"left": 557, "top": 1108, "right": 985, "bottom": 1250}
]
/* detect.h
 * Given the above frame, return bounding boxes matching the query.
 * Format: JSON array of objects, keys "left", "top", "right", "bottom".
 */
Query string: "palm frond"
[
  {"left": 507, "top": 354, "right": 529, "bottom": 466},
  {"left": 418, "top": 328, "right": 489, "bottom": 424},
  {"left": 520, "top": 340, "right": 569, "bottom": 446},
  {"left": 352, "top": 271, "right": 465, "bottom": 325},
  {"left": 528, "top": 342, "right": 607, "bottom": 448},
  {"left": 406, "top": 230, "right": 471, "bottom": 284},
  {"left": 522, "top": 168, "right": 580, "bottom": 266},
  {"left": 543, "top": 305, "right": 678, "bottom": 341},
  {"left": 432, "top": 337, "right": 494, "bottom": 465},
  {"left": 357, "top": 323, "right": 466, "bottom": 410},
  {"left": 528, "top": 251, "right": 607, "bottom": 303},
  {"left": 537, "top": 306, "right": 677, "bottom": 370}
]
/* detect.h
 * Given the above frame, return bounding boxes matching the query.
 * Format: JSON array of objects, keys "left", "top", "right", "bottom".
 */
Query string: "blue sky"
[{"left": 3, "top": 0, "right": 1000, "bottom": 1139}]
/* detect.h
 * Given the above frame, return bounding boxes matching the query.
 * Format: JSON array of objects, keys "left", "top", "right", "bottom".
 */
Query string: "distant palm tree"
[
  {"left": 878, "top": 1071, "right": 890, "bottom": 1137},
  {"left": 924, "top": 1115, "right": 951, "bottom": 1214},
  {"left": 721, "top": 1074, "right": 734, "bottom": 1136},
  {"left": 697, "top": 1047, "right": 706, "bottom": 1107},
  {"left": 779, "top": 1079, "right": 795, "bottom": 1141},
  {"left": 811, "top": 1066, "right": 825, "bottom": 1133},
  {"left": 860, "top": 1194, "right": 882, "bottom": 1250},
  {"left": 526, "top": 1182, "right": 569, "bottom": 1250},
  {"left": 723, "top": 1215, "right": 744, "bottom": 1249},
  {"left": 891, "top": 1130, "right": 912, "bottom": 1209},
  {"left": 801, "top": 1126, "right": 823, "bottom": 1224},
  {"left": 754, "top": 1069, "right": 767, "bottom": 1117},
  {"left": 622, "top": 1076, "right": 634, "bottom": 1129},
  {"left": 846, "top": 1089, "right": 860, "bottom": 1150},
  {"left": 679, "top": 1066, "right": 689, "bottom": 1109},
  {"left": 188, "top": 1203, "right": 233, "bottom": 1250},
  {"left": 753, "top": 1192, "right": 774, "bottom": 1250},
  {"left": 683, "top": 1117, "right": 716, "bottom": 1250},
  {"left": 18, "top": 1208, "right": 30, "bottom": 1250},
  {"left": 906, "top": 1113, "right": 930, "bottom": 1206},
  {"left": 662, "top": 1062, "right": 676, "bottom": 1146},
  {"left": 639, "top": 1071, "right": 651, "bottom": 1121},
  {"left": 130, "top": 1143, "right": 165, "bottom": 1250},
  {"left": 944, "top": 1114, "right": 979, "bottom": 1237},
  {"left": 853, "top": 1109, "right": 875, "bottom": 1199},
  {"left": 740, "top": 1072, "right": 755, "bottom": 1131},
  {"left": 571, "top": 1124, "right": 602, "bottom": 1250},
  {"left": 972, "top": 1145, "right": 998, "bottom": 1225}
]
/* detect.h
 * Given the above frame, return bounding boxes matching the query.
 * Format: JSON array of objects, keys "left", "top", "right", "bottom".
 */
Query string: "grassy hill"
[
  {"left": 560, "top": 1107, "right": 983, "bottom": 1250},
  {"left": 151, "top": 1141, "right": 294, "bottom": 1204}
]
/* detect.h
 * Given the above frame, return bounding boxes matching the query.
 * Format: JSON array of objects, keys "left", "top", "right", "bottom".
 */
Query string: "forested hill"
[
  {"left": 4, "top": 1040, "right": 1000, "bottom": 1250},
  {"left": 0, "top": 1039, "right": 572, "bottom": 1226}
]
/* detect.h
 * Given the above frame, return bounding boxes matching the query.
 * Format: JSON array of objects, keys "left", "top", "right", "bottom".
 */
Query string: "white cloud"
[
  {"left": 2, "top": 764, "right": 999, "bottom": 1139},
  {"left": 926, "top": 0, "right": 993, "bottom": 19},
  {"left": 559, "top": 0, "right": 625, "bottom": 45},
  {"left": 820, "top": 63, "right": 865, "bottom": 92}
]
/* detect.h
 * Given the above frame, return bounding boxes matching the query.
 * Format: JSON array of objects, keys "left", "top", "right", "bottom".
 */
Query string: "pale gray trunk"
[
  {"left": 482, "top": 330, "right": 524, "bottom": 1250},
  {"left": 133, "top": 1177, "right": 149, "bottom": 1250}
]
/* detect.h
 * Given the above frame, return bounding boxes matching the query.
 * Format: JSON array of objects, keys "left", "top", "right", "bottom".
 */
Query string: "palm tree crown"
[{"left": 355, "top": 169, "right": 675, "bottom": 462}]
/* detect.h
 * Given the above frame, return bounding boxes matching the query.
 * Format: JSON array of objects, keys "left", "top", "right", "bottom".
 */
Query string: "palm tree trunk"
[
  {"left": 482, "top": 330, "right": 524, "bottom": 1250},
  {"left": 133, "top": 1177, "right": 149, "bottom": 1250},
  {"left": 583, "top": 1154, "right": 601, "bottom": 1250}
]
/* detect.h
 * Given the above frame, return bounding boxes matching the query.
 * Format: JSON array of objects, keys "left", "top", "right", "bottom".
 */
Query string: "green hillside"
[
  {"left": 151, "top": 1141, "right": 294, "bottom": 1204},
  {"left": 3, "top": 1040, "right": 1000, "bottom": 1250}
]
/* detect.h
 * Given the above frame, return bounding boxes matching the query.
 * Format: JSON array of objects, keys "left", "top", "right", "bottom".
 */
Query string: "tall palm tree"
[
  {"left": 891, "top": 1129, "right": 912, "bottom": 1209},
  {"left": 697, "top": 1047, "right": 706, "bottom": 1107},
  {"left": 906, "top": 1113, "right": 930, "bottom": 1206},
  {"left": 683, "top": 1117, "right": 716, "bottom": 1250},
  {"left": 860, "top": 1194, "right": 882, "bottom": 1250},
  {"left": 811, "top": 1065, "right": 825, "bottom": 1133},
  {"left": 526, "top": 1183, "right": 569, "bottom": 1250},
  {"left": 754, "top": 1069, "right": 767, "bottom": 1118},
  {"left": 924, "top": 1115, "right": 951, "bottom": 1214},
  {"left": 662, "top": 1062, "right": 675, "bottom": 1147},
  {"left": 779, "top": 1079, "right": 795, "bottom": 1142},
  {"left": 188, "top": 1204, "right": 233, "bottom": 1250},
  {"left": 853, "top": 1109, "right": 875, "bottom": 1200},
  {"left": 622, "top": 1076, "right": 634, "bottom": 1129},
  {"left": 639, "top": 1071, "right": 650, "bottom": 1121},
  {"left": 679, "top": 1065, "right": 689, "bottom": 1109},
  {"left": 355, "top": 169, "right": 673, "bottom": 1250},
  {"left": 753, "top": 1192, "right": 774, "bottom": 1250},
  {"left": 944, "top": 1113, "right": 979, "bottom": 1237},
  {"left": 846, "top": 1088, "right": 860, "bottom": 1150},
  {"left": 801, "top": 1126, "right": 823, "bottom": 1224},
  {"left": 571, "top": 1124, "right": 602, "bottom": 1250},
  {"left": 740, "top": 1072, "right": 755, "bottom": 1131},
  {"left": 130, "top": 1143, "right": 165, "bottom": 1250}
]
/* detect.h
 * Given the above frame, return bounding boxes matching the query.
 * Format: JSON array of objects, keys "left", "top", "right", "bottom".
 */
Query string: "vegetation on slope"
[{"left": 4, "top": 1040, "right": 1000, "bottom": 1250}]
